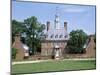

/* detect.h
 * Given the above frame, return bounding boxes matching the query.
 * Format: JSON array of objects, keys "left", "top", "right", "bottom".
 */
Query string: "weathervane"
[{"left": 56, "top": 7, "right": 59, "bottom": 16}]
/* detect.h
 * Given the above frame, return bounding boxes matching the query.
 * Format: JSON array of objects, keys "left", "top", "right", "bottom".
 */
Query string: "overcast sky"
[{"left": 12, "top": 1, "right": 96, "bottom": 35}]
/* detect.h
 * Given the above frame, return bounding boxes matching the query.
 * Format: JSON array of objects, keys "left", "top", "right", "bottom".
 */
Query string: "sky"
[{"left": 12, "top": 1, "right": 96, "bottom": 35}]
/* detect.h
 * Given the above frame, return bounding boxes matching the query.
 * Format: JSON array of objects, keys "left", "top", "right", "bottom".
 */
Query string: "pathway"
[{"left": 12, "top": 58, "right": 96, "bottom": 65}]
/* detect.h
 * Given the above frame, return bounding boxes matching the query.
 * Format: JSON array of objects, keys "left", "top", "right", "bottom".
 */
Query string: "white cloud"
[
  {"left": 63, "top": 8, "right": 85, "bottom": 13},
  {"left": 60, "top": 5, "right": 91, "bottom": 13}
]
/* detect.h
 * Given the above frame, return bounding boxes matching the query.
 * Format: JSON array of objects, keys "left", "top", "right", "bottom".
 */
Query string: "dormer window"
[
  {"left": 51, "top": 34, "right": 54, "bottom": 38},
  {"left": 55, "top": 34, "right": 58, "bottom": 38},
  {"left": 59, "top": 35, "right": 62, "bottom": 38},
  {"left": 44, "top": 34, "right": 48, "bottom": 38},
  {"left": 65, "top": 35, "right": 67, "bottom": 38}
]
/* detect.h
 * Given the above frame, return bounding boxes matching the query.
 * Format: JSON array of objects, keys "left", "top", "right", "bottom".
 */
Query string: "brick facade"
[
  {"left": 41, "top": 41, "right": 67, "bottom": 56},
  {"left": 41, "top": 36, "right": 96, "bottom": 58}
]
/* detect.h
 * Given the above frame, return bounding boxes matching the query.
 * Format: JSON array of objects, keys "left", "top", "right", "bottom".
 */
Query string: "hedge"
[{"left": 12, "top": 48, "right": 17, "bottom": 59}]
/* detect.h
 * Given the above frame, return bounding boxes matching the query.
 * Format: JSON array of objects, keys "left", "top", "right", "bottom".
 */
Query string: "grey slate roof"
[
  {"left": 43, "top": 28, "right": 69, "bottom": 41},
  {"left": 42, "top": 13, "right": 69, "bottom": 41}
]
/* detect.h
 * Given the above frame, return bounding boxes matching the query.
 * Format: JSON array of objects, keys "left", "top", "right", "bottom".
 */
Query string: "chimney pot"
[
  {"left": 64, "top": 22, "right": 67, "bottom": 30},
  {"left": 47, "top": 21, "right": 50, "bottom": 31}
]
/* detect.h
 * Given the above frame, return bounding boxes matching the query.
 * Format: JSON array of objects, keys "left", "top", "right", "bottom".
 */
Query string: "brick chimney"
[
  {"left": 64, "top": 22, "right": 67, "bottom": 31},
  {"left": 47, "top": 21, "right": 50, "bottom": 31},
  {"left": 12, "top": 34, "right": 25, "bottom": 60}
]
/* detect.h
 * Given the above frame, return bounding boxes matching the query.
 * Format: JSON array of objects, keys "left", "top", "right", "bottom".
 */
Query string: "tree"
[
  {"left": 12, "top": 20, "right": 24, "bottom": 44},
  {"left": 12, "top": 16, "right": 45, "bottom": 55},
  {"left": 67, "top": 29, "right": 88, "bottom": 53},
  {"left": 23, "top": 16, "right": 45, "bottom": 55}
]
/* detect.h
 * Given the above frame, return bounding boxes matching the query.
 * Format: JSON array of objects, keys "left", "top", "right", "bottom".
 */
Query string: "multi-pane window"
[
  {"left": 59, "top": 34, "right": 62, "bottom": 38},
  {"left": 55, "top": 34, "right": 58, "bottom": 38},
  {"left": 54, "top": 42, "right": 59, "bottom": 46},
  {"left": 45, "top": 34, "right": 48, "bottom": 38},
  {"left": 65, "top": 35, "right": 68, "bottom": 38},
  {"left": 51, "top": 34, "right": 54, "bottom": 38}
]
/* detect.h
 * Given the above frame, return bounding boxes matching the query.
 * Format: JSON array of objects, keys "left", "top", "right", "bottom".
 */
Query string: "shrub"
[
  {"left": 12, "top": 48, "right": 17, "bottom": 59},
  {"left": 68, "top": 46, "right": 85, "bottom": 54}
]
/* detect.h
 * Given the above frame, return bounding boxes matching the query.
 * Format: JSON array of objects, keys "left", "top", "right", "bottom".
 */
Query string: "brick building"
[
  {"left": 12, "top": 8, "right": 95, "bottom": 60},
  {"left": 41, "top": 12, "right": 69, "bottom": 58}
]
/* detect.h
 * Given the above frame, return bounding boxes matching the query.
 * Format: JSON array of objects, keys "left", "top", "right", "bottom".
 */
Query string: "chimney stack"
[
  {"left": 64, "top": 22, "right": 67, "bottom": 31},
  {"left": 47, "top": 21, "right": 50, "bottom": 31}
]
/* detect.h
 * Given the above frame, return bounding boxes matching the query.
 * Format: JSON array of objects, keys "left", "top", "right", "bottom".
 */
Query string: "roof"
[
  {"left": 41, "top": 12, "right": 69, "bottom": 41},
  {"left": 43, "top": 28, "right": 69, "bottom": 41}
]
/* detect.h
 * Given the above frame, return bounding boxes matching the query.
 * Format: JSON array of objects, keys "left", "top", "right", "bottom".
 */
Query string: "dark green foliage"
[
  {"left": 12, "top": 20, "right": 25, "bottom": 44},
  {"left": 68, "top": 30, "right": 88, "bottom": 53},
  {"left": 12, "top": 48, "right": 17, "bottom": 59},
  {"left": 12, "top": 20, "right": 23, "bottom": 35},
  {"left": 12, "top": 16, "right": 45, "bottom": 55},
  {"left": 68, "top": 46, "right": 85, "bottom": 53},
  {"left": 23, "top": 16, "right": 45, "bottom": 54}
]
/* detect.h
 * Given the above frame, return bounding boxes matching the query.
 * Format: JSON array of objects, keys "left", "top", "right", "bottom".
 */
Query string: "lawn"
[{"left": 12, "top": 59, "right": 96, "bottom": 74}]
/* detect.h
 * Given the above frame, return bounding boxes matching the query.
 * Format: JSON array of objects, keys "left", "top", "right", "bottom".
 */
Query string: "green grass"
[{"left": 12, "top": 60, "right": 96, "bottom": 74}]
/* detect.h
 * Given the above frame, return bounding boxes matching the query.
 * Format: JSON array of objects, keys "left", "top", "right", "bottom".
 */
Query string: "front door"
[{"left": 55, "top": 48, "right": 60, "bottom": 59}]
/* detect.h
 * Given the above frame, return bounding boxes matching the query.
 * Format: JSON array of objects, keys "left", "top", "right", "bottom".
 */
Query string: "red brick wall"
[
  {"left": 41, "top": 36, "right": 96, "bottom": 58},
  {"left": 12, "top": 36, "right": 25, "bottom": 60}
]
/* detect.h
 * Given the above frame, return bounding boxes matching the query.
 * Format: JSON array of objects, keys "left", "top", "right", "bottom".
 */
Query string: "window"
[
  {"left": 51, "top": 34, "right": 54, "bottom": 38},
  {"left": 54, "top": 42, "right": 59, "bottom": 46},
  {"left": 56, "top": 42, "right": 59, "bottom": 45},
  {"left": 59, "top": 35, "right": 62, "bottom": 38},
  {"left": 45, "top": 34, "right": 48, "bottom": 38},
  {"left": 65, "top": 35, "right": 68, "bottom": 38},
  {"left": 55, "top": 34, "right": 58, "bottom": 38}
]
